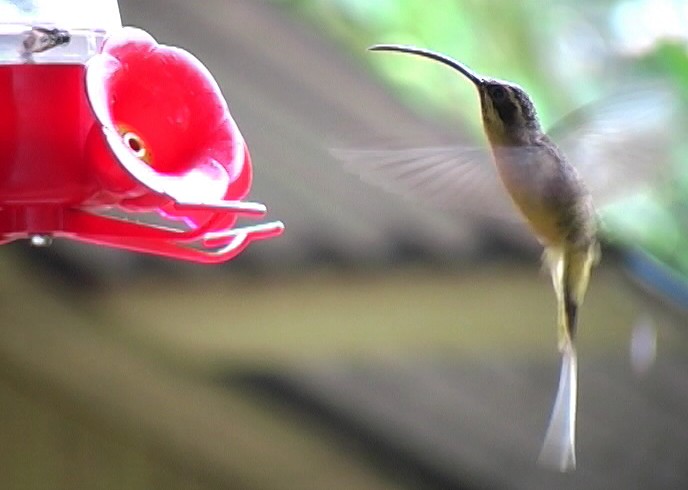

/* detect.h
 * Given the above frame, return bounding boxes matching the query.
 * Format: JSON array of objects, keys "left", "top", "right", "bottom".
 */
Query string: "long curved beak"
[{"left": 369, "top": 44, "right": 484, "bottom": 86}]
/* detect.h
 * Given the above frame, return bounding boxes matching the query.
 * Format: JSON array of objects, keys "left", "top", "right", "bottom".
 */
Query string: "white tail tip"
[{"left": 538, "top": 347, "right": 578, "bottom": 472}]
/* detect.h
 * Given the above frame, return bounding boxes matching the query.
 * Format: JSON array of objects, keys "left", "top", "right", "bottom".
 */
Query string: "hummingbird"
[
  {"left": 336, "top": 43, "right": 677, "bottom": 471},
  {"left": 366, "top": 44, "right": 601, "bottom": 472}
]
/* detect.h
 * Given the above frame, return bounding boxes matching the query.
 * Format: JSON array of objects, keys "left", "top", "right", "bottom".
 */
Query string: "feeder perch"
[{"left": 0, "top": 0, "right": 283, "bottom": 263}]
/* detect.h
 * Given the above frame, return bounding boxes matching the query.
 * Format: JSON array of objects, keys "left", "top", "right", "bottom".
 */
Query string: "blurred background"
[{"left": 2, "top": 0, "right": 688, "bottom": 488}]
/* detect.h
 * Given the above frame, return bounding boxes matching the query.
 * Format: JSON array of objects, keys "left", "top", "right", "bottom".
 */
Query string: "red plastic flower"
[
  {"left": 0, "top": 26, "right": 280, "bottom": 261},
  {"left": 81, "top": 27, "right": 283, "bottom": 261}
]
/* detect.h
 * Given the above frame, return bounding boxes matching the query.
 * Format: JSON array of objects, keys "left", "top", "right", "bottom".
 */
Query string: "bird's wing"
[
  {"left": 548, "top": 81, "right": 680, "bottom": 209},
  {"left": 332, "top": 145, "right": 521, "bottom": 222}
]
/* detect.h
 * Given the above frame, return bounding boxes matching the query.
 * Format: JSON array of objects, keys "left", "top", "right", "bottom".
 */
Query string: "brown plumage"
[{"left": 369, "top": 44, "right": 600, "bottom": 471}]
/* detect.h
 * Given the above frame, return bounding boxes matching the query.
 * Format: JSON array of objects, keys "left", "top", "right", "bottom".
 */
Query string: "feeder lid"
[{"left": 0, "top": 0, "right": 122, "bottom": 63}]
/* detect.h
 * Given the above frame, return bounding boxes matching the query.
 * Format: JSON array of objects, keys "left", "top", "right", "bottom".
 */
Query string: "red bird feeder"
[{"left": 0, "top": 6, "right": 283, "bottom": 263}]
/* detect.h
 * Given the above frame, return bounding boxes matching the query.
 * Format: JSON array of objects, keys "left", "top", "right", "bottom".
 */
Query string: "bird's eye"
[
  {"left": 489, "top": 86, "right": 508, "bottom": 102},
  {"left": 123, "top": 132, "right": 148, "bottom": 161}
]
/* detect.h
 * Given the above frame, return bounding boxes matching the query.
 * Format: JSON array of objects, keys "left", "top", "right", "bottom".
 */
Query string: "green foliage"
[
  {"left": 280, "top": 0, "right": 688, "bottom": 280},
  {"left": 604, "top": 41, "right": 688, "bottom": 280},
  {"left": 280, "top": 0, "right": 589, "bottom": 130}
]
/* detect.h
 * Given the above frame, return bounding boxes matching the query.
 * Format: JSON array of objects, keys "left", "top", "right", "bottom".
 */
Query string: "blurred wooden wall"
[{"left": 0, "top": 251, "right": 401, "bottom": 490}]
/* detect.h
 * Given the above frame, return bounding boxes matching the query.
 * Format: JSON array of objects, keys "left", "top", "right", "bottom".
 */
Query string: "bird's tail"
[
  {"left": 543, "top": 246, "right": 596, "bottom": 350},
  {"left": 538, "top": 343, "right": 577, "bottom": 471},
  {"left": 538, "top": 245, "right": 597, "bottom": 471}
]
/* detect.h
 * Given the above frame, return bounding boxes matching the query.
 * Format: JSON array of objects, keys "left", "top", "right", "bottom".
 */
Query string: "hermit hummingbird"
[{"left": 339, "top": 43, "right": 676, "bottom": 472}]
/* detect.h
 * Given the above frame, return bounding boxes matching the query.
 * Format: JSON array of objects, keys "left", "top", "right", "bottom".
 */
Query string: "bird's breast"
[{"left": 492, "top": 147, "right": 581, "bottom": 246}]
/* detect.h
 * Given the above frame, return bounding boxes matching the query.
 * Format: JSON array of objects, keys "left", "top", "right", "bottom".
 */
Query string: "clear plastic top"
[
  {"left": 0, "top": 0, "right": 121, "bottom": 30},
  {"left": 0, "top": 0, "right": 122, "bottom": 63}
]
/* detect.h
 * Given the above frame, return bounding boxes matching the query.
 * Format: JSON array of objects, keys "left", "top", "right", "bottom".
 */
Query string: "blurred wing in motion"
[
  {"left": 549, "top": 81, "right": 680, "bottom": 209},
  {"left": 334, "top": 82, "right": 680, "bottom": 226},
  {"left": 332, "top": 145, "right": 519, "bottom": 222}
]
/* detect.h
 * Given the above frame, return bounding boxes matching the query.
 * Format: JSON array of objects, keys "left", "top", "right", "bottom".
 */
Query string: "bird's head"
[{"left": 369, "top": 44, "right": 542, "bottom": 146}]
